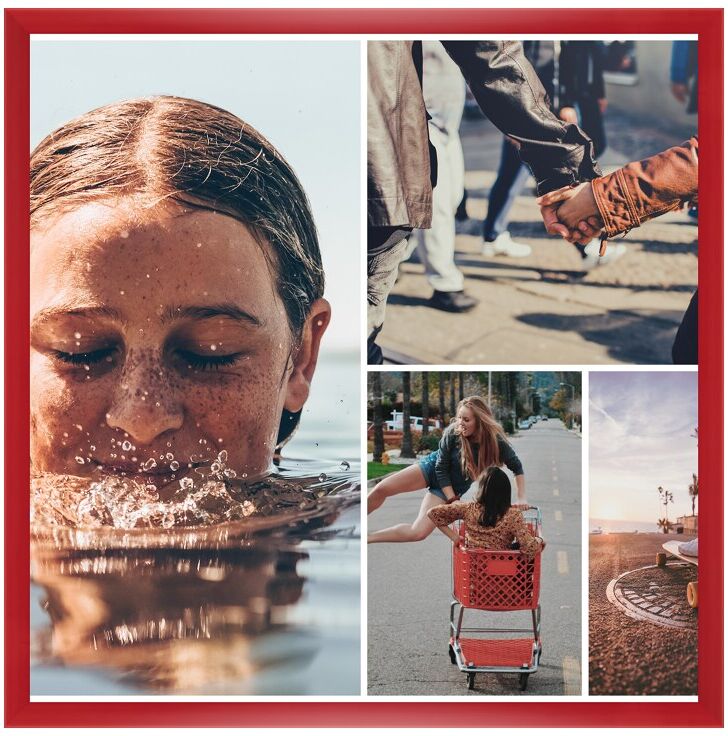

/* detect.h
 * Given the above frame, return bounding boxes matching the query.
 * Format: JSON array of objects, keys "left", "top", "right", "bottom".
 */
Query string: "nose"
[{"left": 104, "top": 352, "right": 184, "bottom": 445}]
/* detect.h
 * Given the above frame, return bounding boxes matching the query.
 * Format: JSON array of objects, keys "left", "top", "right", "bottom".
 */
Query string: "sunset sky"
[{"left": 589, "top": 371, "right": 698, "bottom": 524}]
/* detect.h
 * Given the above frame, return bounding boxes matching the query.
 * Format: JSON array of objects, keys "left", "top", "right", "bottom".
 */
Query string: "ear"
[{"left": 284, "top": 298, "right": 331, "bottom": 413}]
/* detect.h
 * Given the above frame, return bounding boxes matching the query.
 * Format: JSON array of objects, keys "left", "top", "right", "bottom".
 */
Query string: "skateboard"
[{"left": 656, "top": 540, "right": 698, "bottom": 609}]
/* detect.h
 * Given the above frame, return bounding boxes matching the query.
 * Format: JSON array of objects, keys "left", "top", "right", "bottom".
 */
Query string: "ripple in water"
[{"left": 31, "top": 450, "right": 359, "bottom": 549}]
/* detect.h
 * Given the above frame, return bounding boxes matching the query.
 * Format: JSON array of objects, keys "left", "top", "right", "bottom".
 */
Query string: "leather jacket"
[
  {"left": 368, "top": 40, "right": 601, "bottom": 229},
  {"left": 592, "top": 137, "right": 698, "bottom": 237}
]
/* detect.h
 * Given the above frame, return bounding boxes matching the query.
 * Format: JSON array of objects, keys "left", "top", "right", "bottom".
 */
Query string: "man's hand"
[{"left": 537, "top": 183, "right": 603, "bottom": 245}]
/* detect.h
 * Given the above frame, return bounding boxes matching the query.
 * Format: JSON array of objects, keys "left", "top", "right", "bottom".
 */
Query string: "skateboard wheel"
[
  {"left": 467, "top": 672, "right": 475, "bottom": 690},
  {"left": 519, "top": 672, "right": 530, "bottom": 691},
  {"left": 448, "top": 645, "right": 457, "bottom": 664},
  {"left": 656, "top": 552, "right": 667, "bottom": 567},
  {"left": 687, "top": 581, "right": 698, "bottom": 608}
]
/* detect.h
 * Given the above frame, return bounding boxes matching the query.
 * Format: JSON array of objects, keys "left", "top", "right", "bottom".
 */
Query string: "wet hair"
[
  {"left": 30, "top": 95, "right": 323, "bottom": 337},
  {"left": 454, "top": 396, "right": 506, "bottom": 481},
  {"left": 475, "top": 467, "right": 511, "bottom": 528}
]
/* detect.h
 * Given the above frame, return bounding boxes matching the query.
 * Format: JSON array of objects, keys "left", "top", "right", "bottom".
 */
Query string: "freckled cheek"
[
  {"left": 30, "top": 362, "right": 111, "bottom": 469},
  {"left": 182, "top": 360, "right": 289, "bottom": 473}
]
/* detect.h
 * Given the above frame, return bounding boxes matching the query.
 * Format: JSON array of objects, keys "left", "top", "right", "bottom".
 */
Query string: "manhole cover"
[{"left": 606, "top": 563, "right": 697, "bottom": 629}]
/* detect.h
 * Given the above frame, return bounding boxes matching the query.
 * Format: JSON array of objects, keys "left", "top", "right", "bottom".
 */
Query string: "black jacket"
[{"left": 368, "top": 40, "right": 601, "bottom": 229}]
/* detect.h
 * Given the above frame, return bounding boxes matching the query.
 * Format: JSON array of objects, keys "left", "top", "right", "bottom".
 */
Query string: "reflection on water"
[{"left": 31, "top": 459, "right": 360, "bottom": 695}]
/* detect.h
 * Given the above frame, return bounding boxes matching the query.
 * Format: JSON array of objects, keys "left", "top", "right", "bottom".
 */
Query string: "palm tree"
[
  {"left": 371, "top": 372, "right": 384, "bottom": 463},
  {"left": 400, "top": 372, "right": 415, "bottom": 458},
  {"left": 657, "top": 518, "right": 673, "bottom": 534},
  {"left": 688, "top": 473, "right": 698, "bottom": 516},
  {"left": 449, "top": 372, "right": 456, "bottom": 417},
  {"left": 438, "top": 373, "right": 446, "bottom": 424},
  {"left": 421, "top": 372, "right": 429, "bottom": 437},
  {"left": 657, "top": 485, "right": 674, "bottom": 531}
]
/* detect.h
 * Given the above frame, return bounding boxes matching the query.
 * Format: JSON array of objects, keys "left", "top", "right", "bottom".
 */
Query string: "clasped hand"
[{"left": 537, "top": 182, "right": 603, "bottom": 245}]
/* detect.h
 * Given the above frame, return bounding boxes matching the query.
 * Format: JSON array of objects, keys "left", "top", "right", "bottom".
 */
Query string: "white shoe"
[
  {"left": 482, "top": 231, "right": 532, "bottom": 258},
  {"left": 678, "top": 538, "right": 698, "bottom": 557},
  {"left": 581, "top": 239, "right": 627, "bottom": 270}
]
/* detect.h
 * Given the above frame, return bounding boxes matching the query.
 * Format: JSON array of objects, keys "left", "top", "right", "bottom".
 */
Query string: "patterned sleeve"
[
  {"left": 508, "top": 508, "right": 542, "bottom": 559},
  {"left": 428, "top": 500, "right": 468, "bottom": 527},
  {"left": 498, "top": 436, "right": 524, "bottom": 475}
]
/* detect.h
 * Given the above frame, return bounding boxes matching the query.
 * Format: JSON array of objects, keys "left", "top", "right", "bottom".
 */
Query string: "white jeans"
[{"left": 412, "top": 123, "right": 465, "bottom": 293}]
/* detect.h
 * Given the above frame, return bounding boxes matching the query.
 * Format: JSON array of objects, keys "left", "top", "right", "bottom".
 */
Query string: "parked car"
[{"left": 518, "top": 419, "right": 531, "bottom": 430}]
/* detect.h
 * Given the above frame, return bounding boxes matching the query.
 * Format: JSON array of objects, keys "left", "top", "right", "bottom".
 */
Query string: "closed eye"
[
  {"left": 52, "top": 347, "right": 117, "bottom": 365},
  {"left": 176, "top": 349, "right": 245, "bottom": 371}
]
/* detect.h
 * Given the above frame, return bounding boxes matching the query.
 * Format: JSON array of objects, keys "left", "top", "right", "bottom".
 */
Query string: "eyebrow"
[
  {"left": 161, "top": 303, "right": 263, "bottom": 327},
  {"left": 31, "top": 305, "right": 124, "bottom": 330}
]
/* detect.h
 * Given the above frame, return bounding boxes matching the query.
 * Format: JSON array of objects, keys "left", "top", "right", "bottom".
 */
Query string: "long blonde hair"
[{"left": 454, "top": 396, "right": 505, "bottom": 481}]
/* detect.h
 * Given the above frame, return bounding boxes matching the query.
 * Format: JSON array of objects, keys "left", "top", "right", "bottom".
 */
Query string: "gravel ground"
[{"left": 589, "top": 533, "right": 697, "bottom": 695}]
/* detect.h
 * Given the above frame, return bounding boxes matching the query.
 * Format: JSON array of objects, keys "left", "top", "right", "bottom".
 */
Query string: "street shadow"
[
  {"left": 452, "top": 257, "right": 697, "bottom": 294},
  {"left": 517, "top": 309, "right": 686, "bottom": 363}
]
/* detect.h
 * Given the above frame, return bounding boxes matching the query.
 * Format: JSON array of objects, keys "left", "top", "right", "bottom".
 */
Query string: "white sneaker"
[
  {"left": 482, "top": 231, "right": 532, "bottom": 258},
  {"left": 678, "top": 538, "right": 698, "bottom": 557},
  {"left": 581, "top": 239, "right": 627, "bottom": 270}
]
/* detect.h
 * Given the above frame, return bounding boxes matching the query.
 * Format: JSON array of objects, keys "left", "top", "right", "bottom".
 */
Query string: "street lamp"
[{"left": 560, "top": 381, "right": 575, "bottom": 429}]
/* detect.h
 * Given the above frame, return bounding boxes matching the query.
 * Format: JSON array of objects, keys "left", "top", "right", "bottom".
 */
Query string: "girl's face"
[
  {"left": 457, "top": 406, "right": 476, "bottom": 438},
  {"left": 30, "top": 200, "right": 328, "bottom": 486}
]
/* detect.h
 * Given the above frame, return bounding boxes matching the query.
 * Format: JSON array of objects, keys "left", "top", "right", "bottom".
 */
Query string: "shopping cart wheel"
[
  {"left": 467, "top": 673, "right": 475, "bottom": 690},
  {"left": 686, "top": 581, "right": 698, "bottom": 608},
  {"left": 519, "top": 673, "right": 529, "bottom": 691},
  {"left": 448, "top": 645, "right": 457, "bottom": 665},
  {"left": 656, "top": 552, "right": 667, "bottom": 567}
]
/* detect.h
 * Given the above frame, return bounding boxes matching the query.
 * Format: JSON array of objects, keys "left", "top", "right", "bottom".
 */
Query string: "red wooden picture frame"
[{"left": 5, "top": 7, "right": 722, "bottom": 728}]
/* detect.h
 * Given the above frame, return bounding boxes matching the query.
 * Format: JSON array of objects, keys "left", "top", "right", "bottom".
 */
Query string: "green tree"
[
  {"left": 421, "top": 372, "right": 429, "bottom": 437},
  {"left": 400, "top": 373, "right": 415, "bottom": 458},
  {"left": 371, "top": 372, "right": 384, "bottom": 463}
]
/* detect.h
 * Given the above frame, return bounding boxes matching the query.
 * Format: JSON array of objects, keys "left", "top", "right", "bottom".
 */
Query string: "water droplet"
[
  {"left": 121, "top": 440, "right": 132, "bottom": 451},
  {"left": 210, "top": 344, "right": 217, "bottom": 351},
  {"left": 169, "top": 460, "right": 180, "bottom": 471},
  {"left": 196, "top": 242, "right": 202, "bottom": 248},
  {"left": 119, "top": 290, "right": 125, "bottom": 295},
  {"left": 90, "top": 445, "right": 96, "bottom": 451},
  {"left": 75, "top": 456, "right": 85, "bottom": 465},
  {"left": 340, "top": 460, "right": 351, "bottom": 471},
  {"left": 119, "top": 230, "right": 129, "bottom": 239},
  {"left": 318, "top": 473, "right": 327, "bottom": 482},
  {"left": 63, "top": 432, "right": 69, "bottom": 438},
  {"left": 166, "top": 452, "right": 174, "bottom": 461},
  {"left": 142, "top": 458, "right": 157, "bottom": 471},
  {"left": 217, "top": 450, "right": 228, "bottom": 463},
  {"left": 179, "top": 477, "right": 194, "bottom": 490},
  {"left": 155, "top": 402, "right": 160, "bottom": 407},
  {"left": 223, "top": 469, "right": 237, "bottom": 479},
  {"left": 74, "top": 331, "right": 82, "bottom": 339}
]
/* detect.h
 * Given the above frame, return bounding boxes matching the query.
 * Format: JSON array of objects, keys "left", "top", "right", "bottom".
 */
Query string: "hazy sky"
[
  {"left": 589, "top": 371, "right": 698, "bottom": 523},
  {"left": 31, "top": 39, "right": 360, "bottom": 351}
]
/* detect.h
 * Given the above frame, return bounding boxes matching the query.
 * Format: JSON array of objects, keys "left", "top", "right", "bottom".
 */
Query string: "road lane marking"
[
  {"left": 562, "top": 656, "right": 581, "bottom": 695},
  {"left": 557, "top": 550, "right": 569, "bottom": 575},
  {"left": 554, "top": 510, "right": 563, "bottom": 522},
  {"left": 553, "top": 488, "right": 560, "bottom": 497},
  {"left": 552, "top": 473, "right": 558, "bottom": 481}
]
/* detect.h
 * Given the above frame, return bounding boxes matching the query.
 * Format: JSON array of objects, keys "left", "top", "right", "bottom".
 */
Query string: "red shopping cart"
[{"left": 448, "top": 505, "right": 542, "bottom": 691}]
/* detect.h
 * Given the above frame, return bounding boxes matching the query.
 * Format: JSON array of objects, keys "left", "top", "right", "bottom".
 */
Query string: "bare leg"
[
  {"left": 368, "top": 491, "right": 443, "bottom": 543},
  {"left": 367, "top": 463, "right": 427, "bottom": 515}
]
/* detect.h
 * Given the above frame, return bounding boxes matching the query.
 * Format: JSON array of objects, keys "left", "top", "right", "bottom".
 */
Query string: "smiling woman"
[{"left": 30, "top": 96, "right": 331, "bottom": 497}]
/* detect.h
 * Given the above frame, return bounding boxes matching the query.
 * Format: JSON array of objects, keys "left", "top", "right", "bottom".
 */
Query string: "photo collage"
[{"left": 14, "top": 11, "right": 715, "bottom": 727}]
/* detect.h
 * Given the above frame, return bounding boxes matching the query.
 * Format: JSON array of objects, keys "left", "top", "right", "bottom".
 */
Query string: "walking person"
[
  {"left": 411, "top": 41, "right": 479, "bottom": 313},
  {"left": 368, "top": 396, "right": 526, "bottom": 543},
  {"left": 481, "top": 40, "right": 624, "bottom": 270}
]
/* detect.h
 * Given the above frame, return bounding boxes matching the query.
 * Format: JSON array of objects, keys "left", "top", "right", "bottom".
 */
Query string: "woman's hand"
[{"left": 537, "top": 183, "right": 603, "bottom": 245}]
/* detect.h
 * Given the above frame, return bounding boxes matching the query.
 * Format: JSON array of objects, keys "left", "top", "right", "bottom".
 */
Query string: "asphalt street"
[
  {"left": 367, "top": 419, "right": 582, "bottom": 696},
  {"left": 379, "top": 109, "right": 697, "bottom": 365}
]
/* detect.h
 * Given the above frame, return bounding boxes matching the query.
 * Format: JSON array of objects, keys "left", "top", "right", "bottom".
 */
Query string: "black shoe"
[{"left": 429, "top": 290, "right": 479, "bottom": 313}]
